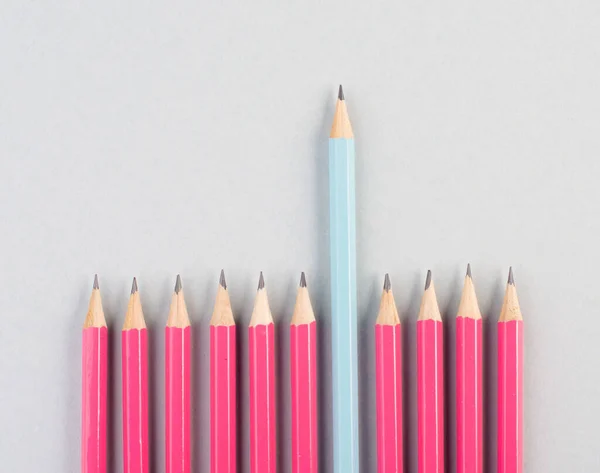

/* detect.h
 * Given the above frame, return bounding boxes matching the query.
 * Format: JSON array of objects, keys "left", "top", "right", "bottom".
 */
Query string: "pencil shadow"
[
  {"left": 442, "top": 270, "right": 463, "bottom": 473},
  {"left": 276, "top": 278, "right": 296, "bottom": 473},
  {"left": 484, "top": 277, "right": 505, "bottom": 473},
  {"left": 314, "top": 89, "right": 332, "bottom": 473},
  {"left": 315, "top": 282, "right": 332, "bottom": 473},
  {"left": 190, "top": 276, "right": 212, "bottom": 473},
  {"left": 145, "top": 278, "right": 171, "bottom": 473},
  {"left": 148, "top": 320, "right": 159, "bottom": 473},
  {"left": 402, "top": 271, "right": 425, "bottom": 473},
  {"left": 358, "top": 276, "right": 380, "bottom": 473},
  {"left": 65, "top": 283, "right": 87, "bottom": 472},
  {"left": 106, "top": 306, "right": 119, "bottom": 473},
  {"left": 105, "top": 283, "right": 129, "bottom": 473},
  {"left": 233, "top": 281, "right": 253, "bottom": 473}
]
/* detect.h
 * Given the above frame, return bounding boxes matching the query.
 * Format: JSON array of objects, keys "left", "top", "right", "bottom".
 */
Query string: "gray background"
[{"left": 0, "top": 2, "right": 599, "bottom": 472}]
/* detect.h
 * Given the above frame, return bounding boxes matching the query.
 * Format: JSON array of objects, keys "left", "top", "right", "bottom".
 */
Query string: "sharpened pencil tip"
[
  {"left": 258, "top": 271, "right": 265, "bottom": 290},
  {"left": 508, "top": 267, "right": 515, "bottom": 285},
  {"left": 299, "top": 272, "right": 307, "bottom": 288},
  {"left": 338, "top": 84, "right": 344, "bottom": 100},
  {"left": 93, "top": 274, "right": 99, "bottom": 290},
  {"left": 425, "top": 270, "right": 432, "bottom": 290},
  {"left": 383, "top": 273, "right": 391, "bottom": 292},
  {"left": 174, "top": 274, "right": 182, "bottom": 294},
  {"left": 131, "top": 277, "right": 138, "bottom": 294},
  {"left": 219, "top": 269, "right": 227, "bottom": 289},
  {"left": 466, "top": 263, "right": 472, "bottom": 278}
]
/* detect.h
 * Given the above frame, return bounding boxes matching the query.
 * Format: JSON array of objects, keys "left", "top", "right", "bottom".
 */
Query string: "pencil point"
[
  {"left": 85, "top": 274, "right": 106, "bottom": 328},
  {"left": 330, "top": 84, "right": 353, "bottom": 138},
  {"left": 418, "top": 270, "right": 441, "bottom": 321},
  {"left": 124, "top": 278, "right": 145, "bottom": 329},
  {"left": 174, "top": 274, "right": 182, "bottom": 294},
  {"left": 258, "top": 271, "right": 265, "bottom": 290},
  {"left": 219, "top": 269, "right": 227, "bottom": 289},
  {"left": 508, "top": 267, "right": 515, "bottom": 285},
  {"left": 383, "top": 273, "right": 391, "bottom": 292},
  {"left": 458, "top": 266, "right": 482, "bottom": 320},
  {"left": 299, "top": 272, "right": 307, "bottom": 288},
  {"left": 500, "top": 267, "right": 522, "bottom": 322}
]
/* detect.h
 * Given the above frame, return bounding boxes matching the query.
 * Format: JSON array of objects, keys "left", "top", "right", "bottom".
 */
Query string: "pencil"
[
  {"left": 290, "top": 272, "right": 318, "bottom": 473},
  {"left": 249, "top": 272, "right": 276, "bottom": 473},
  {"left": 82, "top": 275, "right": 108, "bottom": 473},
  {"left": 210, "top": 270, "right": 237, "bottom": 473},
  {"left": 375, "top": 274, "right": 403, "bottom": 473},
  {"left": 329, "top": 85, "right": 359, "bottom": 473},
  {"left": 417, "top": 270, "right": 444, "bottom": 473},
  {"left": 497, "top": 267, "right": 523, "bottom": 473},
  {"left": 122, "top": 277, "right": 149, "bottom": 473},
  {"left": 456, "top": 265, "right": 482, "bottom": 473},
  {"left": 165, "top": 275, "right": 191, "bottom": 473}
]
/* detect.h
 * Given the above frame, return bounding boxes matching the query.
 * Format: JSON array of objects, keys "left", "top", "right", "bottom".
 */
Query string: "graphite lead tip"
[
  {"left": 219, "top": 269, "right": 227, "bottom": 289},
  {"left": 466, "top": 263, "right": 472, "bottom": 278},
  {"left": 174, "top": 274, "right": 182, "bottom": 294},
  {"left": 299, "top": 272, "right": 307, "bottom": 288},
  {"left": 93, "top": 274, "right": 99, "bottom": 290},
  {"left": 131, "top": 277, "right": 138, "bottom": 294},
  {"left": 425, "top": 270, "right": 432, "bottom": 290},
  {"left": 383, "top": 273, "right": 391, "bottom": 292},
  {"left": 338, "top": 84, "right": 344, "bottom": 100},
  {"left": 508, "top": 266, "right": 515, "bottom": 285},
  {"left": 257, "top": 271, "right": 265, "bottom": 290}
]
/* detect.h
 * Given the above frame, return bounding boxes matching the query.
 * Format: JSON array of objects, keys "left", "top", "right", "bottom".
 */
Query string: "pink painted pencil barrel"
[
  {"left": 82, "top": 276, "right": 107, "bottom": 473},
  {"left": 456, "top": 317, "right": 482, "bottom": 473},
  {"left": 249, "top": 323, "right": 276, "bottom": 473},
  {"left": 290, "top": 322, "right": 318, "bottom": 473},
  {"left": 375, "top": 275, "right": 402, "bottom": 473},
  {"left": 210, "top": 271, "right": 237, "bottom": 473},
  {"left": 211, "top": 324, "right": 236, "bottom": 473},
  {"left": 376, "top": 324, "right": 402, "bottom": 473},
  {"left": 290, "top": 273, "right": 318, "bottom": 473},
  {"left": 417, "top": 272, "right": 444, "bottom": 473},
  {"left": 122, "top": 328, "right": 149, "bottom": 473},
  {"left": 497, "top": 321, "right": 523, "bottom": 473},
  {"left": 165, "top": 327, "right": 191, "bottom": 473},
  {"left": 456, "top": 268, "right": 482, "bottom": 473},
  {"left": 249, "top": 274, "right": 276, "bottom": 473},
  {"left": 82, "top": 327, "right": 108, "bottom": 473},
  {"left": 498, "top": 269, "right": 524, "bottom": 473},
  {"left": 122, "top": 279, "right": 149, "bottom": 473},
  {"left": 418, "top": 321, "right": 444, "bottom": 473}
]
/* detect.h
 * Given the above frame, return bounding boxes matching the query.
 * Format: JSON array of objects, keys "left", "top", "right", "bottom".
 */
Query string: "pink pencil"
[
  {"left": 165, "top": 275, "right": 191, "bottom": 473},
  {"left": 498, "top": 268, "right": 523, "bottom": 473},
  {"left": 122, "top": 278, "right": 149, "bottom": 473},
  {"left": 375, "top": 274, "right": 403, "bottom": 473},
  {"left": 290, "top": 272, "right": 318, "bottom": 473},
  {"left": 417, "top": 270, "right": 444, "bottom": 473},
  {"left": 249, "top": 272, "right": 276, "bottom": 473},
  {"left": 210, "top": 270, "right": 237, "bottom": 473},
  {"left": 82, "top": 275, "right": 108, "bottom": 473},
  {"left": 456, "top": 265, "right": 482, "bottom": 473}
]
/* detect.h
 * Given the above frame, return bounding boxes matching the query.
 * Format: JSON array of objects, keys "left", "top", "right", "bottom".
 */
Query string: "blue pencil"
[{"left": 329, "top": 85, "right": 359, "bottom": 473}]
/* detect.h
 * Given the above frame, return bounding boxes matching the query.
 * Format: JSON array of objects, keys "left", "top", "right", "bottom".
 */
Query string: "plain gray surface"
[{"left": 1, "top": 2, "right": 599, "bottom": 472}]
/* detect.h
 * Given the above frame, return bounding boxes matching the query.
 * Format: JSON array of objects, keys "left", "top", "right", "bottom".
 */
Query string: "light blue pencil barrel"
[{"left": 328, "top": 86, "right": 359, "bottom": 473}]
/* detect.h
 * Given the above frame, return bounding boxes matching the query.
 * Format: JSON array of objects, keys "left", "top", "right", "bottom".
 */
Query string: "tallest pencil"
[{"left": 329, "top": 85, "right": 359, "bottom": 473}]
